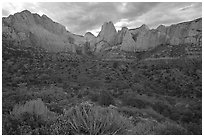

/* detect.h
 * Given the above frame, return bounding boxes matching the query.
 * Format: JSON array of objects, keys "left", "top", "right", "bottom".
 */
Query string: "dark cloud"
[{"left": 2, "top": 2, "right": 202, "bottom": 35}]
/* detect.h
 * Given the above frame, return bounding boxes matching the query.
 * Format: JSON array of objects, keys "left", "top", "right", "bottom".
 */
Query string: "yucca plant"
[{"left": 50, "top": 102, "right": 134, "bottom": 135}]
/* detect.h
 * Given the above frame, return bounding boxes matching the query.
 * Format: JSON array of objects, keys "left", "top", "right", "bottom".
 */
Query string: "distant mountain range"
[{"left": 2, "top": 10, "right": 202, "bottom": 56}]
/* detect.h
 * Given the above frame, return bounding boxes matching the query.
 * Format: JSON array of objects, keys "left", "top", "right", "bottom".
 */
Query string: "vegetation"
[
  {"left": 2, "top": 40, "right": 202, "bottom": 134},
  {"left": 50, "top": 102, "right": 134, "bottom": 135}
]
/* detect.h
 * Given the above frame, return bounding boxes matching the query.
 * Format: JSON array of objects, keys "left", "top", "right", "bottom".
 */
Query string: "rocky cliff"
[
  {"left": 92, "top": 18, "right": 201, "bottom": 53},
  {"left": 127, "top": 18, "right": 202, "bottom": 51},
  {"left": 2, "top": 10, "right": 85, "bottom": 53},
  {"left": 2, "top": 10, "right": 202, "bottom": 54},
  {"left": 94, "top": 21, "right": 117, "bottom": 52}
]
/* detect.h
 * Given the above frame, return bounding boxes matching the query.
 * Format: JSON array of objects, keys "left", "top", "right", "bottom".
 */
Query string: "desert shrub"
[
  {"left": 39, "top": 85, "right": 67, "bottom": 103},
  {"left": 132, "top": 120, "right": 188, "bottom": 135},
  {"left": 121, "top": 95, "right": 146, "bottom": 109},
  {"left": 151, "top": 101, "right": 172, "bottom": 117},
  {"left": 50, "top": 102, "right": 134, "bottom": 135},
  {"left": 98, "top": 91, "right": 115, "bottom": 106},
  {"left": 154, "top": 121, "right": 187, "bottom": 135},
  {"left": 89, "top": 92, "right": 99, "bottom": 102},
  {"left": 3, "top": 113, "right": 52, "bottom": 135},
  {"left": 185, "top": 123, "right": 202, "bottom": 135},
  {"left": 113, "top": 61, "right": 119, "bottom": 69},
  {"left": 11, "top": 98, "right": 56, "bottom": 121},
  {"left": 3, "top": 99, "right": 56, "bottom": 135},
  {"left": 133, "top": 120, "right": 158, "bottom": 135}
]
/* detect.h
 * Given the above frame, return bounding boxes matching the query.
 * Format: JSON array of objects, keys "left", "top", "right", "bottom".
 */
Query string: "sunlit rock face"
[
  {"left": 84, "top": 32, "right": 97, "bottom": 52},
  {"left": 166, "top": 18, "right": 202, "bottom": 46},
  {"left": 3, "top": 10, "right": 202, "bottom": 54},
  {"left": 96, "top": 21, "right": 117, "bottom": 45},
  {"left": 119, "top": 18, "right": 202, "bottom": 51},
  {"left": 2, "top": 10, "right": 86, "bottom": 52},
  {"left": 117, "top": 27, "right": 137, "bottom": 52},
  {"left": 93, "top": 21, "right": 118, "bottom": 52},
  {"left": 84, "top": 32, "right": 95, "bottom": 42}
]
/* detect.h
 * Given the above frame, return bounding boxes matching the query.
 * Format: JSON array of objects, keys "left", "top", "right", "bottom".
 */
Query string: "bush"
[
  {"left": 89, "top": 92, "right": 99, "bottom": 102},
  {"left": 3, "top": 99, "right": 56, "bottom": 135},
  {"left": 133, "top": 120, "right": 158, "bottom": 135},
  {"left": 50, "top": 102, "right": 134, "bottom": 135},
  {"left": 185, "top": 123, "right": 202, "bottom": 135},
  {"left": 154, "top": 121, "right": 188, "bottom": 135},
  {"left": 11, "top": 98, "right": 56, "bottom": 121},
  {"left": 132, "top": 120, "right": 188, "bottom": 135},
  {"left": 98, "top": 91, "right": 115, "bottom": 106},
  {"left": 121, "top": 95, "right": 146, "bottom": 109}
]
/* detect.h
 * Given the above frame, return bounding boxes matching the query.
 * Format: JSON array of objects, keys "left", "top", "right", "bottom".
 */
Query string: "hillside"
[{"left": 2, "top": 10, "right": 202, "bottom": 135}]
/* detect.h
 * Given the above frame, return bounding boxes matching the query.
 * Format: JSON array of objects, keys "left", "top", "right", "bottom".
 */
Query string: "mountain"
[
  {"left": 2, "top": 10, "right": 202, "bottom": 135},
  {"left": 118, "top": 27, "right": 137, "bottom": 52},
  {"left": 96, "top": 21, "right": 117, "bottom": 45},
  {"left": 91, "top": 18, "right": 202, "bottom": 53},
  {"left": 2, "top": 10, "right": 85, "bottom": 53},
  {"left": 2, "top": 10, "right": 202, "bottom": 55},
  {"left": 84, "top": 32, "right": 96, "bottom": 52},
  {"left": 128, "top": 18, "right": 202, "bottom": 51},
  {"left": 93, "top": 21, "right": 117, "bottom": 53}
]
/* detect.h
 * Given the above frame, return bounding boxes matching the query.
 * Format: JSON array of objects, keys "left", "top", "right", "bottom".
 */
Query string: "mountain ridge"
[{"left": 2, "top": 10, "right": 202, "bottom": 54}]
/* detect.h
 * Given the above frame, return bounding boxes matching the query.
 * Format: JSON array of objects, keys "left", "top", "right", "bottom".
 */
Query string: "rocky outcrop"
[
  {"left": 2, "top": 10, "right": 85, "bottom": 52},
  {"left": 84, "top": 32, "right": 95, "bottom": 42},
  {"left": 124, "top": 18, "right": 202, "bottom": 51},
  {"left": 117, "top": 27, "right": 137, "bottom": 52},
  {"left": 93, "top": 21, "right": 117, "bottom": 52},
  {"left": 96, "top": 21, "right": 117, "bottom": 45},
  {"left": 128, "top": 24, "right": 168, "bottom": 51},
  {"left": 2, "top": 10, "right": 202, "bottom": 54},
  {"left": 84, "top": 32, "right": 96, "bottom": 52},
  {"left": 166, "top": 18, "right": 202, "bottom": 46}
]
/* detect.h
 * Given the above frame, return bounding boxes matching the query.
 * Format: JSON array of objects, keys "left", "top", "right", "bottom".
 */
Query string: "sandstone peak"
[
  {"left": 85, "top": 32, "right": 95, "bottom": 37},
  {"left": 41, "top": 14, "right": 51, "bottom": 20},
  {"left": 120, "top": 28, "right": 137, "bottom": 52},
  {"left": 21, "top": 10, "right": 32, "bottom": 14},
  {"left": 84, "top": 32, "right": 96, "bottom": 42},
  {"left": 96, "top": 21, "right": 117, "bottom": 46},
  {"left": 98, "top": 21, "right": 116, "bottom": 37},
  {"left": 139, "top": 24, "right": 149, "bottom": 30},
  {"left": 121, "top": 26, "right": 128, "bottom": 31},
  {"left": 156, "top": 25, "right": 166, "bottom": 33}
]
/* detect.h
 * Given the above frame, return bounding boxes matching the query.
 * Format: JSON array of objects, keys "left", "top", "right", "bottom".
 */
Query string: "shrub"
[
  {"left": 131, "top": 120, "right": 188, "bottom": 135},
  {"left": 185, "top": 123, "right": 202, "bottom": 135},
  {"left": 154, "top": 121, "right": 188, "bottom": 135},
  {"left": 3, "top": 99, "right": 56, "bottom": 135},
  {"left": 89, "top": 92, "right": 99, "bottom": 102},
  {"left": 50, "top": 102, "right": 134, "bottom": 135},
  {"left": 98, "top": 91, "right": 115, "bottom": 106},
  {"left": 121, "top": 95, "right": 146, "bottom": 109},
  {"left": 11, "top": 98, "right": 56, "bottom": 121},
  {"left": 133, "top": 120, "right": 158, "bottom": 135}
]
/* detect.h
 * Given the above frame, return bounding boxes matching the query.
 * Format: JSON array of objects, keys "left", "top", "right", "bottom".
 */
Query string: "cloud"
[
  {"left": 2, "top": 9, "right": 9, "bottom": 16},
  {"left": 2, "top": 2, "right": 202, "bottom": 36}
]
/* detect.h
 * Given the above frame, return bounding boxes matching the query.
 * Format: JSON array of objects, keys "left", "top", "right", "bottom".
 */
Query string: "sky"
[{"left": 2, "top": 2, "right": 202, "bottom": 36}]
